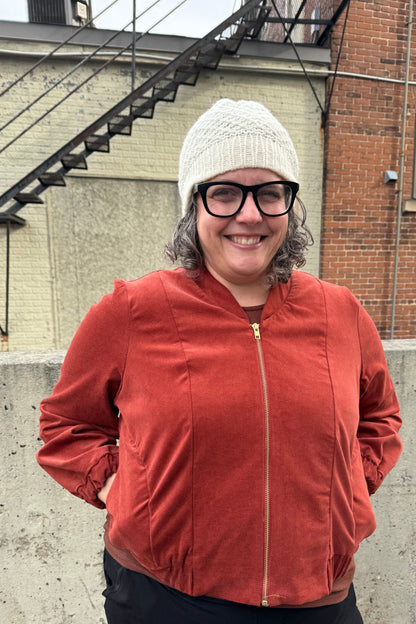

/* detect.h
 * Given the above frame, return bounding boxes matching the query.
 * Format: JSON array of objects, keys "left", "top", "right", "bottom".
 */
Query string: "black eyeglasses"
[{"left": 196, "top": 181, "right": 299, "bottom": 218}]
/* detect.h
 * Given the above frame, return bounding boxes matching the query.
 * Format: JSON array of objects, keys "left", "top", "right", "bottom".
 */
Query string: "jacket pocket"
[
  {"left": 351, "top": 438, "right": 377, "bottom": 546},
  {"left": 105, "top": 450, "right": 164, "bottom": 573}
]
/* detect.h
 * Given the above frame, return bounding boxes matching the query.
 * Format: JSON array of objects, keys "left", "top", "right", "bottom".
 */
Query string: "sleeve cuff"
[
  {"left": 362, "top": 455, "right": 384, "bottom": 494},
  {"left": 76, "top": 450, "right": 119, "bottom": 508}
]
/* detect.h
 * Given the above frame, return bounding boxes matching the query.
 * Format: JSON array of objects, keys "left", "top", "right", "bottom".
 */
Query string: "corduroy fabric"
[
  {"left": 178, "top": 99, "right": 299, "bottom": 215},
  {"left": 37, "top": 268, "right": 402, "bottom": 607},
  {"left": 103, "top": 551, "right": 363, "bottom": 624}
]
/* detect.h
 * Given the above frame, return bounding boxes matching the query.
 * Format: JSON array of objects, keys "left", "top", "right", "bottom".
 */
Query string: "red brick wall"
[{"left": 322, "top": 0, "right": 416, "bottom": 338}]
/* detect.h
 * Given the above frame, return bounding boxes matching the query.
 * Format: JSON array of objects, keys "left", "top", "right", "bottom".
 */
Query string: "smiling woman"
[
  {"left": 166, "top": 98, "right": 313, "bottom": 303},
  {"left": 37, "top": 98, "right": 402, "bottom": 624}
]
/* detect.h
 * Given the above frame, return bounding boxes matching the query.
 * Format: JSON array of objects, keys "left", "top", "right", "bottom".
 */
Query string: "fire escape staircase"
[{"left": 0, "top": 0, "right": 270, "bottom": 226}]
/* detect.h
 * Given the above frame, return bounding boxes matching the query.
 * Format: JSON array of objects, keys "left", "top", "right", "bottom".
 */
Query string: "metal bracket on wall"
[{"left": 0, "top": 214, "right": 26, "bottom": 338}]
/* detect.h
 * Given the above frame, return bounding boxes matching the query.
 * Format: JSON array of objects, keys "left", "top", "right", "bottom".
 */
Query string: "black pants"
[{"left": 103, "top": 550, "right": 364, "bottom": 624}]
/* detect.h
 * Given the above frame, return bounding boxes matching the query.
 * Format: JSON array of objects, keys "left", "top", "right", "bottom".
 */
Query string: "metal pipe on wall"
[
  {"left": 390, "top": 0, "right": 413, "bottom": 339},
  {"left": 0, "top": 221, "right": 10, "bottom": 337}
]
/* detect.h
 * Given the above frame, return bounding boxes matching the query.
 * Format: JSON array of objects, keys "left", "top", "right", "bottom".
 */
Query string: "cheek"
[
  {"left": 267, "top": 216, "right": 288, "bottom": 247},
  {"left": 277, "top": 216, "right": 289, "bottom": 240},
  {"left": 196, "top": 210, "right": 209, "bottom": 253},
  {"left": 196, "top": 204, "right": 225, "bottom": 253},
  {"left": 195, "top": 202, "right": 207, "bottom": 251},
  {"left": 197, "top": 227, "right": 221, "bottom": 262}
]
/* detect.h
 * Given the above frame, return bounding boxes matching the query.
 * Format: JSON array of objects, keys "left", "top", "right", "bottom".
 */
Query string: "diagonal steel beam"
[{"left": 316, "top": 0, "right": 350, "bottom": 46}]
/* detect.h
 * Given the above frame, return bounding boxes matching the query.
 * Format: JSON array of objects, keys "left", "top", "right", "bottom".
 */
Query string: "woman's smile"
[{"left": 226, "top": 235, "right": 265, "bottom": 246}]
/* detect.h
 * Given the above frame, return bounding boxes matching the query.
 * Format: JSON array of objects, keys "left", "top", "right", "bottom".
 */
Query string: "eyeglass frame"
[{"left": 195, "top": 180, "right": 300, "bottom": 218}]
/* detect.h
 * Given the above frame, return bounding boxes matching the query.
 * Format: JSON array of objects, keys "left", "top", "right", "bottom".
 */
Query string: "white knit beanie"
[{"left": 178, "top": 98, "right": 299, "bottom": 215}]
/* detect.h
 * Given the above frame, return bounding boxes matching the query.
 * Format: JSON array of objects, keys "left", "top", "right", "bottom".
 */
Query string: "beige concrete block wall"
[
  {"left": 0, "top": 36, "right": 325, "bottom": 352},
  {"left": 47, "top": 178, "right": 180, "bottom": 346},
  {"left": 0, "top": 340, "right": 414, "bottom": 623}
]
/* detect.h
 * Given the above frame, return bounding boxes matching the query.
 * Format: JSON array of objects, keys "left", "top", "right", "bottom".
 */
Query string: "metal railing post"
[{"left": 0, "top": 221, "right": 10, "bottom": 337}]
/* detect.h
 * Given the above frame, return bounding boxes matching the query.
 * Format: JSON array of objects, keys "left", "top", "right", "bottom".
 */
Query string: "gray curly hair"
[{"left": 165, "top": 197, "right": 313, "bottom": 285}]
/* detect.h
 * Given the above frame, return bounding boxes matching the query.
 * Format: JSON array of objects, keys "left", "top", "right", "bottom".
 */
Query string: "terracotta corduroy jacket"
[{"left": 37, "top": 268, "right": 402, "bottom": 607}]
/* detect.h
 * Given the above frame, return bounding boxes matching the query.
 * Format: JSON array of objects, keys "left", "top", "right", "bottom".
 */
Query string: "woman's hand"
[{"left": 98, "top": 473, "right": 116, "bottom": 505}]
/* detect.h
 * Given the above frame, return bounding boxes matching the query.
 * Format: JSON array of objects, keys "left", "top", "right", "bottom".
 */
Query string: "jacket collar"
[{"left": 189, "top": 267, "right": 293, "bottom": 321}]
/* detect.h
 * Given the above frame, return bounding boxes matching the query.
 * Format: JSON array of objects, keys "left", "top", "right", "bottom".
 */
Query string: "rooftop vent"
[{"left": 28, "top": 0, "right": 91, "bottom": 26}]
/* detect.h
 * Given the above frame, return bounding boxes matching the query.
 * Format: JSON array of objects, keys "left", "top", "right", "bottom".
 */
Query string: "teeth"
[{"left": 230, "top": 236, "right": 261, "bottom": 245}]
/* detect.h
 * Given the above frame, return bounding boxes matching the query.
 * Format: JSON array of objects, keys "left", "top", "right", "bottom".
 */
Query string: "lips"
[{"left": 228, "top": 235, "right": 263, "bottom": 245}]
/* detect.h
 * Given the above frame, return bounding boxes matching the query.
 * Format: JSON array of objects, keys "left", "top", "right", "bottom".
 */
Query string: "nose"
[{"left": 235, "top": 192, "right": 263, "bottom": 224}]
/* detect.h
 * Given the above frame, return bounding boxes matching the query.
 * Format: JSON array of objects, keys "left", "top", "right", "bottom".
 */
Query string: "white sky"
[{"left": 0, "top": 0, "right": 242, "bottom": 37}]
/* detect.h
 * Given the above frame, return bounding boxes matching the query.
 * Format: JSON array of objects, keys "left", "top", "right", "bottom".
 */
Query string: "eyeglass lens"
[{"left": 204, "top": 183, "right": 293, "bottom": 216}]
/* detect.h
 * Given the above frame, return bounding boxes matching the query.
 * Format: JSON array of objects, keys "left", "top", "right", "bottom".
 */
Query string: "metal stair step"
[
  {"left": 108, "top": 115, "right": 132, "bottom": 136},
  {"left": 39, "top": 172, "right": 66, "bottom": 186},
  {"left": 224, "top": 32, "right": 247, "bottom": 54},
  {"left": 131, "top": 100, "right": 155, "bottom": 119},
  {"left": 0, "top": 213, "right": 26, "bottom": 225},
  {"left": 153, "top": 79, "right": 178, "bottom": 103},
  {"left": 199, "top": 41, "right": 221, "bottom": 55},
  {"left": 197, "top": 42, "right": 225, "bottom": 68},
  {"left": 198, "top": 56, "right": 221, "bottom": 69},
  {"left": 234, "top": 7, "right": 270, "bottom": 41},
  {"left": 247, "top": 7, "right": 271, "bottom": 38},
  {"left": 85, "top": 135, "right": 110, "bottom": 152},
  {"left": 14, "top": 192, "right": 44, "bottom": 205},
  {"left": 61, "top": 153, "right": 88, "bottom": 170},
  {"left": 174, "top": 67, "right": 199, "bottom": 86}
]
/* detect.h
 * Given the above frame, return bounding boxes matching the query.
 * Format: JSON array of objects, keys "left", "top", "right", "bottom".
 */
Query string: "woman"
[{"left": 37, "top": 99, "right": 402, "bottom": 623}]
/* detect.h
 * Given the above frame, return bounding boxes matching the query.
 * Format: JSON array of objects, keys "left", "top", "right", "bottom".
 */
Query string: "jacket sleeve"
[
  {"left": 36, "top": 280, "right": 129, "bottom": 508},
  {"left": 357, "top": 303, "right": 402, "bottom": 494}
]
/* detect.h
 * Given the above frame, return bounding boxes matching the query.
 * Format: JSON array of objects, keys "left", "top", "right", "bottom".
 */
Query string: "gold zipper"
[{"left": 251, "top": 322, "right": 271, "bottom": 607}]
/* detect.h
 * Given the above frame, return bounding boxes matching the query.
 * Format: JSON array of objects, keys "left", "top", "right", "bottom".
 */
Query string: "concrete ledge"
[
  {"left": 382, "top": 338, "right": 416, "bottom": 351},
  {"left": 0, "top": 343, "right": 414, "bottom": 623},
  {"left": 0, "top": 350, "right": 66, "bottom": 365}
]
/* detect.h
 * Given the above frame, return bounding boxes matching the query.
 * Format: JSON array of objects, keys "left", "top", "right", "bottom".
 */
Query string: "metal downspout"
[{"left": 390, "top": 0, "right": 413, "bottom": 339}]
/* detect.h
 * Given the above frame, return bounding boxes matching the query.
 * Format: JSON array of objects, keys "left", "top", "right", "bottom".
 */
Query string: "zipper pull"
[{"left": 251, "top": 323, "right": 261, "bottom": 340}]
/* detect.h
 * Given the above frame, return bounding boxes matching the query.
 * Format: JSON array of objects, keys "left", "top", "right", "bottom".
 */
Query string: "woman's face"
[{"left": 196, "top": 168, "right": 289, "bottom": 292}]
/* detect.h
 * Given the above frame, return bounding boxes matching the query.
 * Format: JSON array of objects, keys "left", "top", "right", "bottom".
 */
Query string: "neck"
[
  {"left": 229, "top": 282, "right": 270, "bottom": 307},
  {"left": 205, "top": 269, "right": 271, "bottom": 306}
]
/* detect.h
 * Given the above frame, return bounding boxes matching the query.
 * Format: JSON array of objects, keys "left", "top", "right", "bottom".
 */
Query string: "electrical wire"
[
  {"left": 323, "top": 0, "right": 351, "bottom": 125},
  {"left": 0, "top": 0, "right": 120, "bottom": 99},
  {"left": 0, "top": 0, "right": 190, "bottom": 155},
  {"left": 0, "top": 0, "right": 164, "bottom": 133}
]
